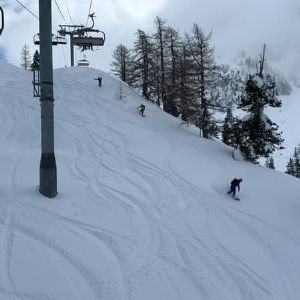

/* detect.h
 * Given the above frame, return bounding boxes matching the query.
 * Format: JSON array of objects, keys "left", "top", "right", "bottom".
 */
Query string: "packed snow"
[{"left": 0, "top": 61, "right": 300, "bottom": 300}]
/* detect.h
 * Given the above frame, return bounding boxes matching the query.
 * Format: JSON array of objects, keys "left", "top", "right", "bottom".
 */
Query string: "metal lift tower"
[{"left": 39, "top": 0, "right": 57, "bottom": 198}]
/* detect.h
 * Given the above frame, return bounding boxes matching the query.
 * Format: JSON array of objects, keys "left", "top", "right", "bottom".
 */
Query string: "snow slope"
[
  {"left": 266, "top": 87, "right": 300, "bottom": 171},
  {"left": 0, "top": 60, "right": 300, "bottom": 300}
]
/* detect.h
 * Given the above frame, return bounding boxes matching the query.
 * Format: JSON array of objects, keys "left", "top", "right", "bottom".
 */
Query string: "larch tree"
[
  {"left": 20, "top": 43, "right": 31, "bottom": 70},
  {"left": 186, "top": 24, "right": 218, "bottom": 139},
  {"left": 111, "top": 44, "right": 132, "bottom": 83},
  {"left": 177, "top": 45, "right": 199, "bottom": 124},
  {"left": 153, "top": 16, "right": 169, "bottom": 110},
  {"left": 131, "top": 29, "right": 154, "bottom": 101},
  {"left": 164, "top": 25, "right": 182, "bottom": 117}
]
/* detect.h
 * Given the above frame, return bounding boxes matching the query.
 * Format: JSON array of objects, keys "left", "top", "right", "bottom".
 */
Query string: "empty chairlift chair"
[
  {"left": 77, "top": 55, "right": 89, "bottom": 67},
  {"left": 33, "top": 33, "right": 67, "bottom": 45}
]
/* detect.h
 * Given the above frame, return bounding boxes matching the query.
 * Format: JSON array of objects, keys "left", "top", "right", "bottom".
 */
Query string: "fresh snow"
[
  {"left": 0, "top": 61, "right": 300, "bottom": 300},
  {"left": 266, "top": 87, "right": 300, "bottom": 171}
]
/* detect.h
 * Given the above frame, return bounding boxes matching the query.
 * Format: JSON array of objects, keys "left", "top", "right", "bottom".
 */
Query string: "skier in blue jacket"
[{"left": 227, "top": 178, "right": 242, "bottom": 197}]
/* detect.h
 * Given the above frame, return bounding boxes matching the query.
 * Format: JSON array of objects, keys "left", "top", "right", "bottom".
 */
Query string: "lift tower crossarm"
[{"left": 58, "top": 25, "right": 85, "bottom": 67}]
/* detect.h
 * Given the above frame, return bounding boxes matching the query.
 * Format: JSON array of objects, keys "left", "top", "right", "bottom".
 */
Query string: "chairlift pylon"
[
  {"left": 33, "top": 33, "right": 67, "bottom": 45},
  {"left": 77, "top": 55, "right": 89, "bottom": 67},
  {"left": 0, "top": 6, "right": 4, "bottom": 36}
]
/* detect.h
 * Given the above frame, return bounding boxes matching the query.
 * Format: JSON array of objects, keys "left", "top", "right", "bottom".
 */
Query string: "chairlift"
[
  {"left": 0, "top": 6, "right": 4, "bottom": 36},
  {"left": 33, "top": 33, "right": 67, "bottom": 45},
  {"left": 77, "top": 55, "right": 89, "bottom": 67},
  {"left": 73, "top": 31, "right": 105, "bottom": 51}
]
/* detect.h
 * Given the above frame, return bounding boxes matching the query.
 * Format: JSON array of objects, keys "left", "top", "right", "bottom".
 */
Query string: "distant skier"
[
  {"left": 139, "top": 104, "right": 145, "bottom": 117},
  {"left": 94, "top": 76, "right": 102, "bottom": 87},
  {"left": 227, "top": 178, "right": 242, "bottom": 198}
]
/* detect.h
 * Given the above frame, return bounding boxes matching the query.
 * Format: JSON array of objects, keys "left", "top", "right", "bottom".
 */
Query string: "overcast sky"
[{"left": 0, "top": 0, "right": 299, "bottom": 79}]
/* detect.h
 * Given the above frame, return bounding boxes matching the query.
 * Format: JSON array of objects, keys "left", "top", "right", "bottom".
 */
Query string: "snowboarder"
[
  {"left": 227, "top": 178, "right": 242, "bottom": 198},
  {"left": 139, "top": 104, "right": 145, "bottom": 117},
  {"left": 94, "top": 76, "right": 102, "bottom": 87}
]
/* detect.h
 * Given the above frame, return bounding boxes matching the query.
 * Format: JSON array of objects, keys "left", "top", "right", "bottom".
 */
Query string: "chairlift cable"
[
  {"left": 54, "top": 0, "right": 68, "bottom": 24},
  {"left": 15, "top": 0, "right": 59, "bottom": 32},
  {"left": 65, "top": 0, "right": 73, "bottom": 25},
  {"left": 86, "top": 0, "right": 93, "bottom": 27},
  {"left": 14, "top": 0, "right": 38, "bottom": 20}
]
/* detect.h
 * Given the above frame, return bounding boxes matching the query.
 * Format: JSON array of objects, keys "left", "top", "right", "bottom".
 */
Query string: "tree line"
[{"left": 111, "top": 17, "right": 286, "bottom": 166}]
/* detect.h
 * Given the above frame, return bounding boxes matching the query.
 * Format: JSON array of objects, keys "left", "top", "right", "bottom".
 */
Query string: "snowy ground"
[
  {"left": 0, "top": 61, "right": 300, "bottom": 300},
  {"left": 266, "top": 87, "right": 300, "bottom": 171}
]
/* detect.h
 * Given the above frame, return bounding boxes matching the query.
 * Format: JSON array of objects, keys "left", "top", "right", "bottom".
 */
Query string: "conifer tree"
[
  {"left": 20, "top": 43, "right": 31, "bottom": 70},
  {"left": 293, "top": 147, "right": 300, "bottom": 178},
  {"left": 111, "top": 44, "right": 132, "bottom": 83},
  {"left": 286, "top": 158, "right": 295, "bottom": 176},
  {"left": 176, "top": 45, "right": 199, "bottom": 124},
  {"left": 164, "top": 25, "right": 182, "bottom": 117},
  {"left": 131, "top": 29, "right": 154, "bottom": 101},
  {"left": 265, "top": 156, "right": 275, "bottom": 169},
  {"left": 153, "top": 16, "right": 168, "bottom": 110},
  {"left": 31, "top": 50, "right": 40, "bottom": 71},
  {"left": 222, "top": 108, "right": 236, "bottom": 146},
  {"left": 186, "top": 24, "right": 218, "bottom": 138},
  {"left": 237, "top": 46, "right": 284, "bottom": 162}
]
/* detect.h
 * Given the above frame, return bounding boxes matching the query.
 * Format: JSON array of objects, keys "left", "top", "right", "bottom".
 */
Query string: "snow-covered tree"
[
  {"left": 265, "top": 156, "right": 275, "bottom": 169},
  {"left": 222, "top": 108, "right": 236, "bottom": 146},
  {"left": 237, "top": 69, "right": 284, "bottom": 163},
  {"left": 115, "top": 81, "right": 127, "bottom": 102},
  {"left": 286, "top": 158, "right": 295, "bottom": 176},
  {"left": 285, "top": 146, "right": 300, "bottom": 178}
]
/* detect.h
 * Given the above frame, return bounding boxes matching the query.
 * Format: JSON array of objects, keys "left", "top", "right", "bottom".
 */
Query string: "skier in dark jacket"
[
  {"left": 94, "top": 76, "right": 102, "bottom": 87},
  {"left": 227, "top": 178, "right": 242, "bottom": 197}
]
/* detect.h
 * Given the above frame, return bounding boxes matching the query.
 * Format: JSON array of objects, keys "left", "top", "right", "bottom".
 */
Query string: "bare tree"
[
  {"left": 186, "top": 24, "right": 218, "bottom": 138},
  {"left": 111, "top": 44, "right": 132, "bottom": 83},
  {"left": 20, "top": 43, "right": 31, "bottom": 70}
]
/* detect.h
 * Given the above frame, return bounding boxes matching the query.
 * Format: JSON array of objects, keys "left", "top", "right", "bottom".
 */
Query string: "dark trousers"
[{"left": 227, "top": 184, "right": 236, "bottom": 197}]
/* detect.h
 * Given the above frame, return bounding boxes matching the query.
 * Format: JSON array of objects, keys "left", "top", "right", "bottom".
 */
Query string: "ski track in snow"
[{"left": 0, "top": 67, "right": 299, "bottom": 299}]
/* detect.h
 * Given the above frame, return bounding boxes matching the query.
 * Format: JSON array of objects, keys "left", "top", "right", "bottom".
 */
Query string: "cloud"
[
  {"left": 159, "top": 0, "right": 300, "bottom": 77},
  {"left": 0, "top": 0, "right": 299, "bottom": 80}
]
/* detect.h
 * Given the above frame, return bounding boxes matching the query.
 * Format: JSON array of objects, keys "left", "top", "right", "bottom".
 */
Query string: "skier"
[
  {"left": 94, "top": 76, "right": 102, "bottom": 87},
  {"left": 139, "top": 104, "right": 145, "bottom": 117},
  {"left": 227, "top": 178, "right": 242, "bottom": 198}
]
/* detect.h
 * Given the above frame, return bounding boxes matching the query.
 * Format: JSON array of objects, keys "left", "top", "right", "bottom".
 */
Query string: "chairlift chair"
[
  {"left": 33, "top": 33, "right": 67, "bottom": 45},
  {"left": 0, "top": 6, "right": 4, "bottom": 36},
  {"left": 77, "top": 55, "right": 89, "bottom": 67},
  {"left": 73, "top": 31, "right": 105, "bottom": 51}
]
